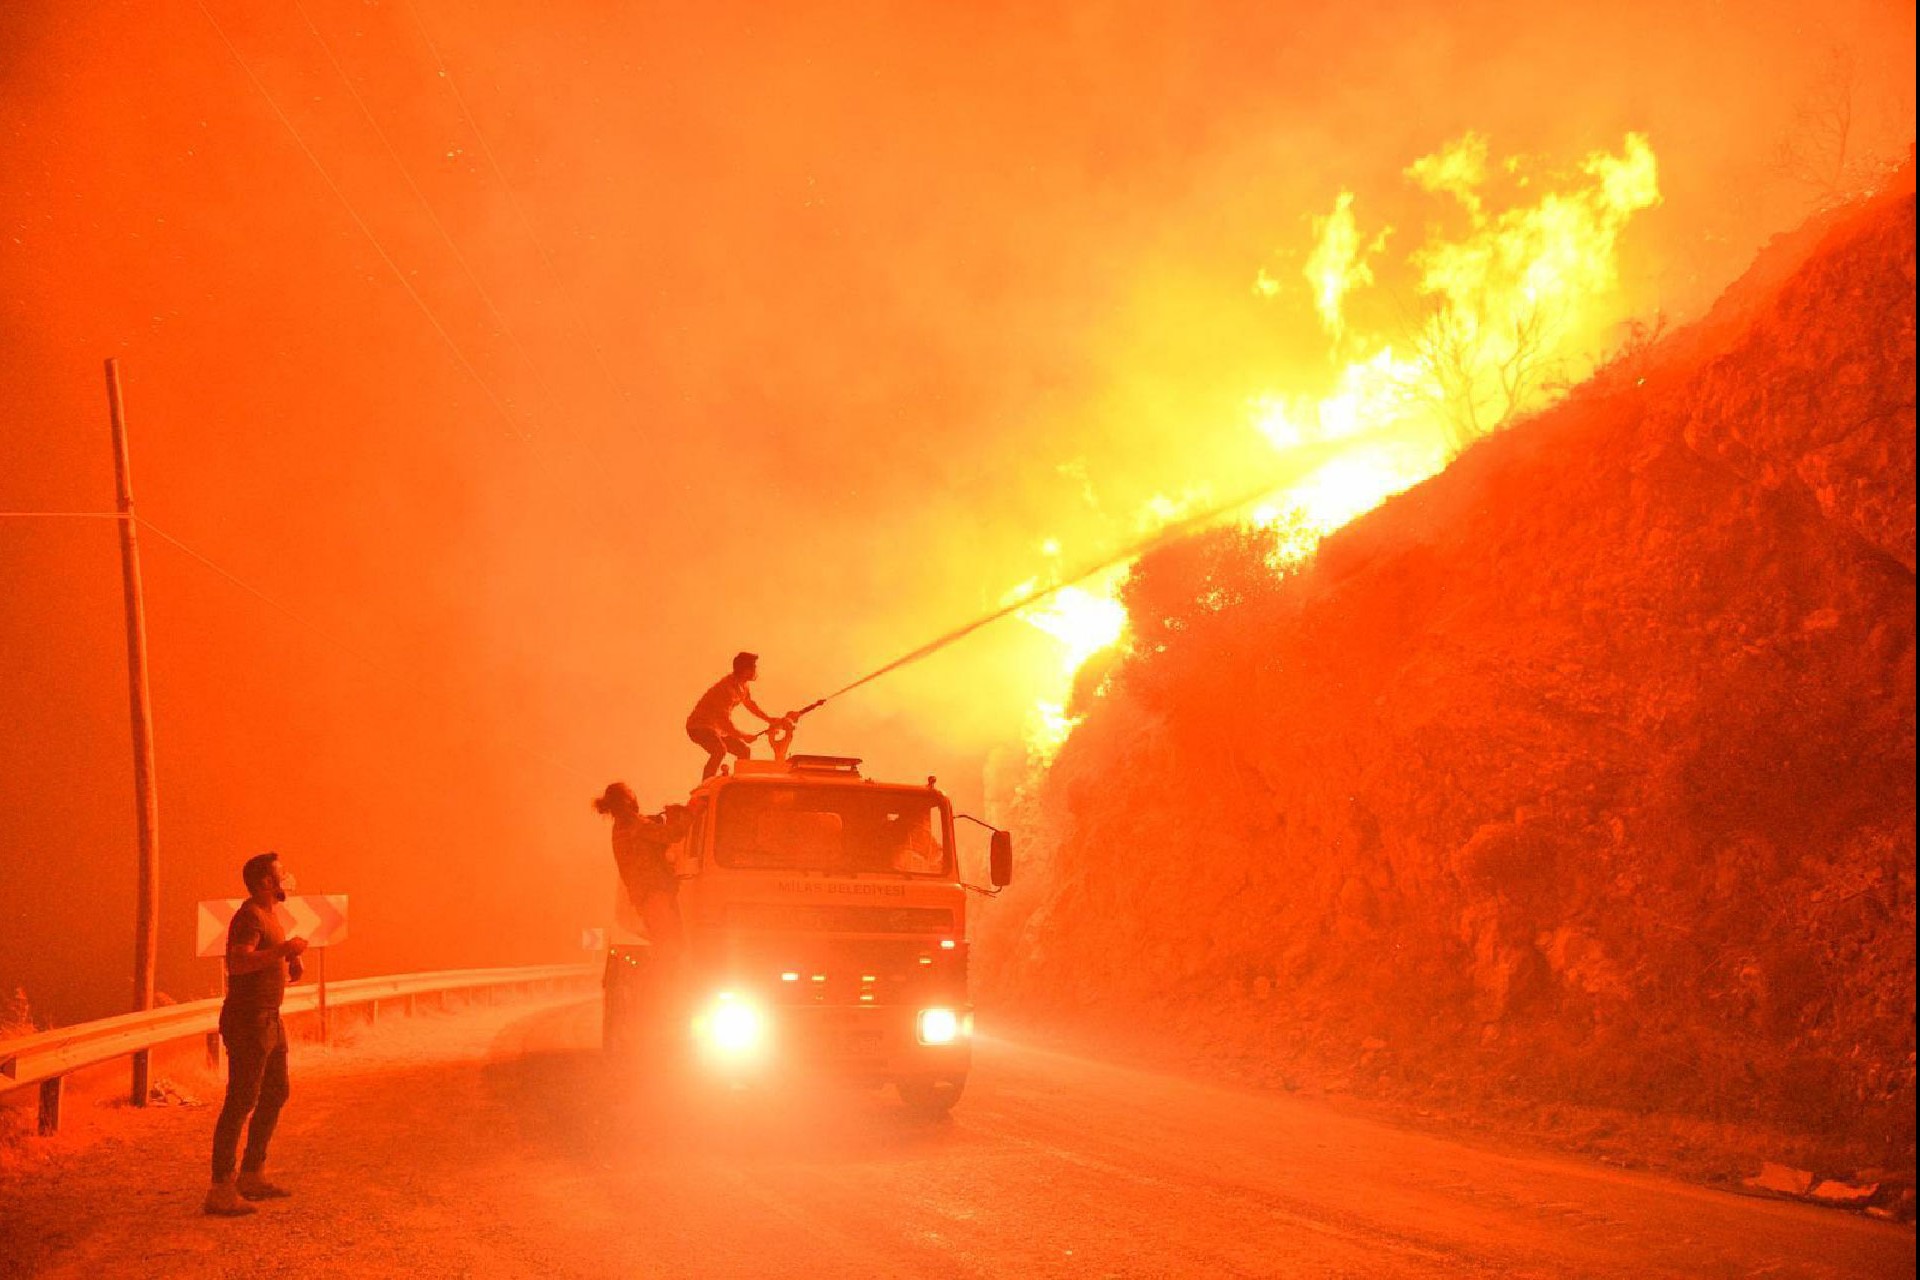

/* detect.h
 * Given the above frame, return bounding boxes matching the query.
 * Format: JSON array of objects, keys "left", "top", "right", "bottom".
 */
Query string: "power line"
[
  {"left": 194, "top": 0, "right": 533, "bottom": 442},
  {"left": 196, "top": 0, "right": 654, "bottom": 551},
  {"left": 286, "top": 0, "right": 656, "bottom": 532},
  {"left": 136, "top": 515, "right": 355, "bottom": 651},
  {"left": 0, "top": 512, "right": 125, "bottom": 519},
  {"left": 292, "top": 0, "right": 575, "bottom": 433},
  {"left": 400, "top": 0, "right": 637, "bottom": 413}
]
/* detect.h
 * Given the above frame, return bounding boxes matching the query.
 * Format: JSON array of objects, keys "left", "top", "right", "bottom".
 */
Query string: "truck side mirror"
[{"left": 989, "top": 830, "right": 1013, "bottom": 888}]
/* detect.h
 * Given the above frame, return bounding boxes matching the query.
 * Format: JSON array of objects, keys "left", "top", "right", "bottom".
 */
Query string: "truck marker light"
[
  {"left": 918, "top": 956, "right": 933, "bottom": 965},
  {"left": 860, "top": 974, "right": 877, "bottom": 983},
  {"left": 917, "top": 1007, "right": 962, "bottom": 1045},
  {"left": 781, "top": 972, "right": 799, "bottom": 982},
  {"left": 811, "top": 974, "right": 827, "bottom": 983},
  {"left": 939, "top": 940, "right": 956, "bottom": 950}
]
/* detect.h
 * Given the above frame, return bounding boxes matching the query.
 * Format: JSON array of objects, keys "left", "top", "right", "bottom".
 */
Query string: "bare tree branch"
[{"left": 1772, "top": 46, "right": 1860, "bottom": 203}]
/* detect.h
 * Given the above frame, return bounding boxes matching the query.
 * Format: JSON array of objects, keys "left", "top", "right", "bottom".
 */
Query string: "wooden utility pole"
[{"left": 106, "top": 358, "right": 161, "bottom": 1108}]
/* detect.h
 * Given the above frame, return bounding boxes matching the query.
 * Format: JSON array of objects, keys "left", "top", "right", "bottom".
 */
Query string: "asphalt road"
[{"left": 2, "top": 996, "right": 1911, "bottom": 1279}]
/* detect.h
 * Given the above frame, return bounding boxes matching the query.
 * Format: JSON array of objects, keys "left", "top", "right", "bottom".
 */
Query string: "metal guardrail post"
[{"left": 38, "top": 1077, "right": 62, "bottom": 1135}]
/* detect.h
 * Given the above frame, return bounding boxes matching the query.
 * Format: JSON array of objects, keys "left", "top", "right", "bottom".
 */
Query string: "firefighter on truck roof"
[{"left": 685, "top": 651, "right": 789, "bottom": 780}]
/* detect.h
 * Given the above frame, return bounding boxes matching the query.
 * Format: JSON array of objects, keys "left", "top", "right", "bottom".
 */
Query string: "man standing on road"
[
  {"left": 204, "top": 851, "right": 308, "bottom": 1217},
  {"left": 686, "top": 651, "right": 785, "bottom": 780}
]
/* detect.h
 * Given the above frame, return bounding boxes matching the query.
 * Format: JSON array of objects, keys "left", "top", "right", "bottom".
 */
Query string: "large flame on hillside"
[
  {"left": 1006, "top": 565, "right": 1130, "bottom": 757},
  {"left": 1017, "top": 132, "right": 1661, "bottom": 759}
]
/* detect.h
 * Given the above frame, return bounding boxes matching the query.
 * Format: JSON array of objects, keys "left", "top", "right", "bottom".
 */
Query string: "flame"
[
  {"left": 1406, "top": 132, "right": 1491, "bottom": 220},
  {"left": 1014, "top": 133, "right": 1661, "bottom": 761},
  {"left": 1403, "top": 133, "right": 1661, "bottom": 445},
  {"left": 1010, "top": 569, "right": 1129, "bottom": 757},
  {"left": 1302, "top": 190, "right": 1382, "bottom": 340},
  {"left": 1285, "top": 444, "right": 1446, "bottom": 531},
  {"left": 1026, "top": 702, "right": 1081, "bottom": 759},
  {"left": 1250, "top": 346, "right": 1424, "bottom": 450},
  {"left": 1019, "top": 579, "right": 1128, "bottom": 670}
]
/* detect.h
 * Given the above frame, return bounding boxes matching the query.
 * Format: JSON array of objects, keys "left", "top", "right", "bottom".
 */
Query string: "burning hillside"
[
  {"left": 978, "top": 160, "right": 1917, "bottom": 1183},
  {"left": 1004, "top": 131, "right": 1663, "bottom": 757}
]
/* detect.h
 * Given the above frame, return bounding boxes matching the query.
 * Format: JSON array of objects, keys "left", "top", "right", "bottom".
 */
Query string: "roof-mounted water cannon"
[
  {"left": 750, "top": 698, "right": 828, "bottom": 763},
  {"left": 956, "top": 813, "right": 1014, "bottom": 891}
]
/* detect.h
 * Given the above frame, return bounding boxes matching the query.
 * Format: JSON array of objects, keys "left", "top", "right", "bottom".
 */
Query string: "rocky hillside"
[{"left": 980, "top": 164, "right": 1916, "bottom": 1183}]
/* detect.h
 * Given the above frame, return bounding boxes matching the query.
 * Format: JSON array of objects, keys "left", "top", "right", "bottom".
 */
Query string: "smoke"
[{"left": 0, "top": 0, "right": 1912, "bottom": 1022}]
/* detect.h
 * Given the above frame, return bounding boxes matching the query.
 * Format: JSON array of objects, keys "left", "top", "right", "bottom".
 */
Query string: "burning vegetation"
[
  {"left": 981, "top": 159, "right": 1917, "bottom": 1182},
  {"left": 1011, "top": 132, "right": 1664, "bottom": 756}
]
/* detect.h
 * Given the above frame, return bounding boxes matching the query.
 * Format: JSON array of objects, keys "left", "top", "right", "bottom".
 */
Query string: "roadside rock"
[
  {"left": 1741, "top": 1163, "right": 1815, "bottom": 1198},
  {"left": 1866, "top": 1185, "right": 1916, "bottom": 1223},
  {"left": 1806, "top": 1178, "right": 1879, "bottom": 1208}
]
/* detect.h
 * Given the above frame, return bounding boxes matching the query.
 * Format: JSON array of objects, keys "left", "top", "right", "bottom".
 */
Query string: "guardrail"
[{"left": 0, "top": 963, "right": 597, "bottom": 1134}]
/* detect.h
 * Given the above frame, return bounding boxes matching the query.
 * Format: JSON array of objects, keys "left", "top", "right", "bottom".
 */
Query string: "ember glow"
[{"left": 1017, "top": 133, "right": 1663, "bottom": 760}]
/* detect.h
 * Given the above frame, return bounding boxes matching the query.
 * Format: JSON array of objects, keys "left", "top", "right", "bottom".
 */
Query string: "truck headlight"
[
  {"left": 917, "top": 1007, "right": 963, "bottom": 1046},
  {"left": 698, "top": 992, "right": 764, "bottom": 1055}
]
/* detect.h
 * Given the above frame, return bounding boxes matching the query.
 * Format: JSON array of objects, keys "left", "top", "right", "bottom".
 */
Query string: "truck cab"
[{"left": 603, "top": 753, "right": 1009, "bottom": 1114}]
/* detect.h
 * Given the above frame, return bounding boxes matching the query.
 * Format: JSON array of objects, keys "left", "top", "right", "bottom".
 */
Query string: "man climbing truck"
[{"left": 603, "top": 749, "right": 1012, "bottom": 1115}]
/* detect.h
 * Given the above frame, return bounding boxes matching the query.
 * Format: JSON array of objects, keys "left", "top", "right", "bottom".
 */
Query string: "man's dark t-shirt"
[{"left": 223, "top": 901, "right": 289, "bottom": 1013}]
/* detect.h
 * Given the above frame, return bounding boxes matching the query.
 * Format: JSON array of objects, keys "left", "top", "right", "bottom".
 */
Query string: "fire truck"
[{"left": 602, "top": 748, "right": 1012, "bottom": 1115}]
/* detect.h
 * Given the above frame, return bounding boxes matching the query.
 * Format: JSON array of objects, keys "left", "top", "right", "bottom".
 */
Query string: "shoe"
[
  {"left": 203, "top": 1180, "right": 259, "bottom": 1216},
  {"left": 236, "top": 1170, "right": 292, "bottom": 1200}
]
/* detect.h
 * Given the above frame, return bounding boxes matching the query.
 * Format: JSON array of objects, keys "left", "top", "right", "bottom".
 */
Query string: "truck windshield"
[{"left": 714, "top": 784, "right": 951, "bottom": 877}]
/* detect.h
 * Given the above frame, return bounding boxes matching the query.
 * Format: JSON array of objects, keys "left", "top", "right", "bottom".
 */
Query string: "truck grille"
[
  {"left": 726, "top": 902, "right": 955, "bottom": 934},
  {"left": 702, "top": 936, "right": 967, "bottom": 1007}
]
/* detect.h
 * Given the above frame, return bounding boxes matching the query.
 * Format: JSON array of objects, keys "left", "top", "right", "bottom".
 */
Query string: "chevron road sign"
[{"left": 195, "top": 895, "right": 350, "bottom": 958}]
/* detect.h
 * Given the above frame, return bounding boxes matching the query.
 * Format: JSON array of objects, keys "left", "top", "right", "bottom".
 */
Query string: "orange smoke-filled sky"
[{"left": 2, "top": 0, "right": 1912, "bottom": 1023}]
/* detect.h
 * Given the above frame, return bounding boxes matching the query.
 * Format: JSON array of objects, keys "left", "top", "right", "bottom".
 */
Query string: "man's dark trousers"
[{"left": 210, "top": 1009, "right": 290, "bottom": 1179}]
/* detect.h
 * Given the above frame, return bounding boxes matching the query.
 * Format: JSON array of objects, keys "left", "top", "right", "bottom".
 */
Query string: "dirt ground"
[{"left": 2, "top": 995, "right": 1913, "bottom": 1279}]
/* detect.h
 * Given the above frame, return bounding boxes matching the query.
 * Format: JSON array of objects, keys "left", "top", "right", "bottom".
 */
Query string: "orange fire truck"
[{"left": 602, "top": 750, "right": 1012, "bottom": 1115}]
